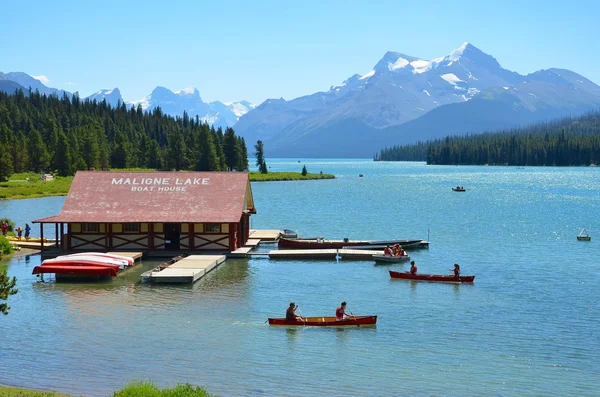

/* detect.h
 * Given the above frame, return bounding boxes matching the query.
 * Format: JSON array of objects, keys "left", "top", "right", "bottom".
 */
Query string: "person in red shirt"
[
  {"left": 410, "top": 261, "right": 418, "bottom": 275},
  {"left": 383, "top": 246, "right": 392, "bottom": 256},
  {"left": 286, "top": 302, "right": 302, "bottom": 322},
  {"left": 336, "top": 301, "right": 351, "bottom": 321}
]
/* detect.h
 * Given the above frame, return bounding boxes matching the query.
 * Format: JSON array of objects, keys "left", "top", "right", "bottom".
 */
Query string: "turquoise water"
[{"left": 1, "top": 160, "right": 600, "bottom": 396}]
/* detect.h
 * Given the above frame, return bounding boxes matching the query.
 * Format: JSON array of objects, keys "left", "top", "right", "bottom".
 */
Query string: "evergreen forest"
[
  {"left": 375, "top": 111, "right": 600, "bottom": 166},
  {"left": 0, "top": 89, "right": 249, "bottom": 181}
]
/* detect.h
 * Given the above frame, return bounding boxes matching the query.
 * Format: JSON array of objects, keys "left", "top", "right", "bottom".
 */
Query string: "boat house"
[{"left": 33, "top": 171, "right": 256, "bottom": 253}]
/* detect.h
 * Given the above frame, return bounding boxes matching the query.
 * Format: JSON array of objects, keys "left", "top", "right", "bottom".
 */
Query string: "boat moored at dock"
[
  {"left": 373, "top": 254, "right": 410, "bottom": 263},
  {"left": 278, "top": 237, "right": 428, "bottom": 250},
  {"left": 32, "top": 264, "right": 118, "bottom": 278},
  {"left": 268, "top": 316, "right": 377, "bottom": 327},
  {"left": 389, "top": 270, "right": 475, "bottom": 283}
]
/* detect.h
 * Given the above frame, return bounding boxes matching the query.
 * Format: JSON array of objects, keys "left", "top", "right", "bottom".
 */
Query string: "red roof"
[{"left": 34, "top": 171, "right": 255, "bottom": 224}]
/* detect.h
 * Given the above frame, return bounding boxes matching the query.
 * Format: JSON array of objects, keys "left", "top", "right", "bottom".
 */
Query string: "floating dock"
[
  {"left": 248, "top": 229, "right": 281, "bottom": 242},
  {"left": 268, "top": 249, "right": 384, "bottom": 261},
  {"left": 142, "top": 255, "right": 226, "bottom": 283}
]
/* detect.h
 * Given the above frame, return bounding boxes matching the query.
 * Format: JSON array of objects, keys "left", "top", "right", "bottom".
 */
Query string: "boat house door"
[{"left": 164, "top": 223, "right": 180, "bottom": 250}]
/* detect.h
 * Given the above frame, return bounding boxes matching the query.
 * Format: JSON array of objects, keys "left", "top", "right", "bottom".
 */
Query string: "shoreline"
[{"left": 0, "top": 172, "right": 335, "bottom": 201}]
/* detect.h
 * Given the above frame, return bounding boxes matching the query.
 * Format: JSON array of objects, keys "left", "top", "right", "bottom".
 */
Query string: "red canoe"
[
  {"left": 40, "top": 259, "right": 120, "bottom": 272},
  {"left": 389, "top": 270, "right": 475, "bottom": 283},
  {"left": 32, "top": 265, "right": 117, "bottom": 277},
  {"left": 268, "top": 316, "right": 377, "bottom": 327}
]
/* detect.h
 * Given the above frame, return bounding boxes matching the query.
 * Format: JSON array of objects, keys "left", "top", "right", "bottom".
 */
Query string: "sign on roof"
[{"left": 34, "top": 171, "right": 255, "bottom": 224}]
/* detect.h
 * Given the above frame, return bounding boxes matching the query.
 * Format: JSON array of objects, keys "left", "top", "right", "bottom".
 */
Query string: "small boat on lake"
[
  {"left": 278, "top": 237, "right": 427, "bottom": 250},
  {"left": 373, "top": 254, "right": 410, "bottom": 263},
  {"left": 577, "top": 228, "right": 591, "bottom": 241},
  {"left": 268, "top": 315, "right": 377, "bottom": 327},
  {"left": 452, "top": 187, "right": 466, "bottom": 192},
  {"left": 280, "top": 229, "right": 298, "bottom": 239},
  {"left": 389, "top": 270, "right": 475, "bottom": 283}
]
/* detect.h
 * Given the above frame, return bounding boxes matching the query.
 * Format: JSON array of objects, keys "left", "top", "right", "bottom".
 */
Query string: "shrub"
[
  {"left": 114, "top": 382, "right": 214, "bottom": 397},
  {"left": 0, "top": 235, "right": 13, "bottom": 256},
  {"left": 0, "top": 217, "right": 15, "bottom": 233}
]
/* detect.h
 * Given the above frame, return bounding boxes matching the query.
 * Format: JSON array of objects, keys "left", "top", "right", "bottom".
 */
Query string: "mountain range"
[
  {"left": 3, "top": 43, "right": 600, "bottom": 157},
  {"left": 0, "top": 72, "right": 254, "bottom": 129},
  {"left": 234, "top": 43, "right": 600, "bottom": 157}
]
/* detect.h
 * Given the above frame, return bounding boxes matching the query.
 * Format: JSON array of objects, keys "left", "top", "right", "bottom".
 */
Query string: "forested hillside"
[
  {"left": 0, "top": 90, "right": 248, "bottom": 181},
  {"left": 375, "top": 111, "right": 600, "bottom": 166}
]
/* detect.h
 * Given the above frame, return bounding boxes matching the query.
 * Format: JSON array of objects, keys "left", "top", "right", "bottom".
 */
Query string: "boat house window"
[
  {"left": 82, "top": 223, "right": 99, "bottom": 233},
  {"left": 205, "top": 223, "right": 221, "bottom": 233},
  {"left": 123, "top": 223, "right": 139, "bottom": 233}
]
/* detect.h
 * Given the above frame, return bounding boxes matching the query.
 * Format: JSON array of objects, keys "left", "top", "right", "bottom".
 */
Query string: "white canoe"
[
  {"left": 65, "top": 252, "right": 135, "bottom": 266},
  {"left": 373, "top": 254, "right": 410, "bottom": 263},
  {"left": 51, "top": 255, "right": 129, "bottom": 269}
]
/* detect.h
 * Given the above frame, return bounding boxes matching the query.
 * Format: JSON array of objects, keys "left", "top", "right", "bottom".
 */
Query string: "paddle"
[
  {"left": 347, "top": 309, "right": 360, "bottom": 327},
  {"left": 297, "top": 307, "right": 307, "bottom": 326}
]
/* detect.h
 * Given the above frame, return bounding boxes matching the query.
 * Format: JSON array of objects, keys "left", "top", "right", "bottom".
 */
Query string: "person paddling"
[
  {"left": 336, "top": 301, "right": 351, "bottom": 321},
  {"left": 286, "top": 302, "right": 303, "bottom": 322},
  {"left": 409, "top": 261, "right": 418, "bottom": 275},
  {"left": 451, "top": 263, "right": 460, "bottom": 278}
]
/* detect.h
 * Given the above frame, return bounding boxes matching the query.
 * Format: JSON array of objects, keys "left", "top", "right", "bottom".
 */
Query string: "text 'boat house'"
[{"left": 33, "top": 171, "right": 256, "bottom": 253}]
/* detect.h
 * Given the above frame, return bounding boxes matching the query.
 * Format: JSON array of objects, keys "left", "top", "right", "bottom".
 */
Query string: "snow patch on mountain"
[
  {"left": 388, "top": 57, "right": 409, "bottom": 71},
  {"left": 359, "top": 70, "right": 375, "bottom": 80},
  {"left": 411, "top": 60, "right": 432, "bottom": 74},
  {"left": 448, "top": 42, "right": 469, "bottom": 62},
  {"left": 440, "top": 73, "right": 464, "bottom": 85}
]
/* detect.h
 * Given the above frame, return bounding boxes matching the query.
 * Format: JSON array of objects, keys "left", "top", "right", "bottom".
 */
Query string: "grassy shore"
[
  {"left": 0, "top": 382, "right": 214, "bottom": 396},
  {"left": 0, "top": 171, "right": 335, "bottom": 200},
  {"left": 249, "top": 171, "right": 335, "bottom": 181},
  {"left": 0, "top": 386, "right": 74, "bottom": 396},
  {"left": 0, "top": 173, "right": 73, "bottom": 200}
]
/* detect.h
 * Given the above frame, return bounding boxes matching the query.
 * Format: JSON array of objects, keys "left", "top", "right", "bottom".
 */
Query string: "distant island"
[{"left": 375, "top": 111, "right": 600, "bottom": 166}]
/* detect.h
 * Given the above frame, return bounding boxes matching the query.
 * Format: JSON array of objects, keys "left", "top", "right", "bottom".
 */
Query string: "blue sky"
[{"left": 1, "top": 0, "right": 598, "bottom": 104}]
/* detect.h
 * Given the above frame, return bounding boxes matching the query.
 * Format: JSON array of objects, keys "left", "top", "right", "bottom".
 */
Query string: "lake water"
[{"left": 1, "top": 160, "right": 599, "bottom": 396}]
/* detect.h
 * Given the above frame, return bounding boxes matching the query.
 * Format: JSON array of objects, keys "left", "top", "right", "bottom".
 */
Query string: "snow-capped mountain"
[
  {"left": 85, "top": 88, "right": 123, "bottom": 107},
  {"left": 127, "top": 87, "right": 254, "bottom": 129},
  {"left": 234, "top": 43, "right": 600, "bottom": 157},
  {"left": 0, "top": 71, "right": 254, "bottom": 128}
]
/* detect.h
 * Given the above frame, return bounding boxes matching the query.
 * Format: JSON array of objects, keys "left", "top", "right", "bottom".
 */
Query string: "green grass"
[
  {"left": 0, "top": 386, "right": 74, "bottom": 396},
  {"left": 0, "top": 382, "right": 215, "bottom": 397},
  {"left": 249, "top": 171, "right": 335, "bottom": 181},
  {"left": 0, "top": 170, "right": 335, "bottom": 200},
  {"left": 0, "top": 173, "right": 73, "bottom": 200},
  {"left": 113, "top": 382, "right": 214, "bottom": 397}
]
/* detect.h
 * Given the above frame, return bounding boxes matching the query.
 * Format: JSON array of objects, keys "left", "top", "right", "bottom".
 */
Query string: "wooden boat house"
[{"left": 33, "top": 171, "right": 256, "bottom": 253}]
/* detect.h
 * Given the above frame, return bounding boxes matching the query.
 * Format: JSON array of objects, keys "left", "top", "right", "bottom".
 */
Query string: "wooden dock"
[
  {"left": 107, "top": 251, "right": 143, "bottom": 262},
  {"left": 268, "top": 249, "right": 384, "bottom": 261},
  {"left": 249, "top": 229, "right": 281, "bottom": 242},
  {"left": 143, "top": 255, "right": 226, "bottom": 283}
]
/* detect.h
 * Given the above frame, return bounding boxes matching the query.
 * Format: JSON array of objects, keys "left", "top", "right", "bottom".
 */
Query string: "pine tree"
[
  {"left": 27, "top": 127, "right": 50, "bottom": 172},
  {"left": 0, "top": 268, "right": 18, "bottom": 315},
  {"left": 255, "top": 140, "right": 268, "bottom": 174},
  {"left": 223, "top": 127, "right": 241, "bottom": 171},
  {"left": 52, "top": 131, "right": 73, "bottom": 176},
  {"left": 301, "top": 165, "right": 307, "bottom": 176}
]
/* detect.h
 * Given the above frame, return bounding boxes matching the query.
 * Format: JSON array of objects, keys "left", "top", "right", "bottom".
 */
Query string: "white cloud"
[
  {"left": 32, "top": 75, "right": 50, "bottom": 85},
  {"left": 66, "top": 81, "right": 77, "bottom": 86}
]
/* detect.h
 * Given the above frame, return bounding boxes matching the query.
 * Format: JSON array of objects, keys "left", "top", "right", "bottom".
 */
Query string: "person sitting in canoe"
[
  {"left": 336, "top": 301, "right": 351, "bottom": 321},
  {"left": 384, "top": 246, "right": 393, "bottom": 256},
  {"left": 410, "top": 261, "right": 418, "bottom": 275},
  {"left": 451, "top": 263, "right": 460, "bottom": 278},
  {"left": 286, "top": 302, "right": 302, "bottom": 322}
]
